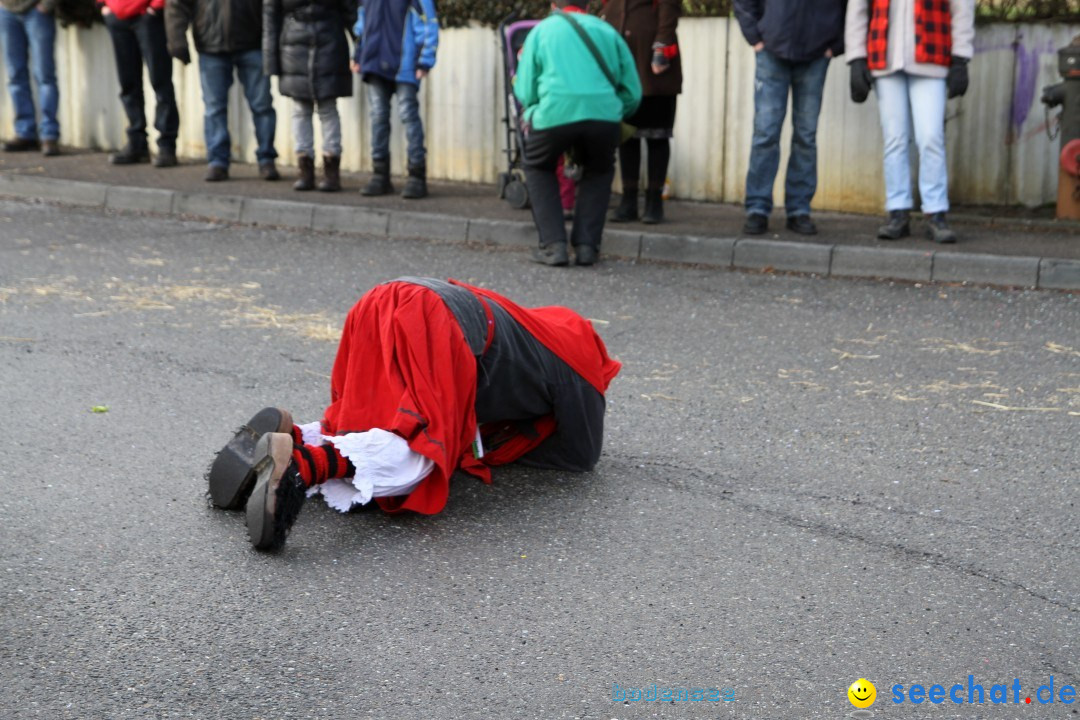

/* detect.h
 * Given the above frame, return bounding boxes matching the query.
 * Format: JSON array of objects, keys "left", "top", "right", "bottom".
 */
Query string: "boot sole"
[
  {"left": 207, "top": 408, "right": 291, "bottom": 509},
  {"left": 245, "top": 435, "right": 278, "bottom": 550}
]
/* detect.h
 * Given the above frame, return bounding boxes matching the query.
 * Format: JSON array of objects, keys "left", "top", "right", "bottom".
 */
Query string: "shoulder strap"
[{"left": 555, "top": 11, "right": 618, "bottom": 90}]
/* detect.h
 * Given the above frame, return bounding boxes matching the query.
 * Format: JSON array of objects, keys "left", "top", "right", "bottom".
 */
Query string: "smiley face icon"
[{"left": 848, "top": 678, "right": 876, "bottom": 708}]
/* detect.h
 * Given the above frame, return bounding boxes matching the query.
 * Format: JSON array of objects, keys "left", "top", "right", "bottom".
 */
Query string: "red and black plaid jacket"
[{"left": 867, "top": 0, "right": 952, "bottom": 70}]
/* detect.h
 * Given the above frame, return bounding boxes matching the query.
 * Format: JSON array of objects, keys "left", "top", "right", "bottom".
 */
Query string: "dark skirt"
[{"left": 625, "top": 96, "right": 678, "bottom": 139}]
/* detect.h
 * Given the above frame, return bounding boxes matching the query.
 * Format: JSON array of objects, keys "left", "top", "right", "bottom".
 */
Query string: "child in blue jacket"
[{"left": 350, "top": 0, "right": 438, "bottom": 198}]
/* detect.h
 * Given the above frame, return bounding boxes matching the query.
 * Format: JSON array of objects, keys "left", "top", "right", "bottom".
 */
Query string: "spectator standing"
[
  {"left": 513, "top": 0, "right": 641, "bottom": 267},
  {"left": 0, "top": 0, "right": 60, "bottom": 156},
  {"left": 165, "top": 0, "right": 280, "bottom": 181},
  {"left": 100, "top": 0, "right": 180, "bottom": 167},
  {"left": 734, "top": 0, "right": 846, "bottom": 236},
  {"left": 264, "top": 0, "right": 355, "bottom": 191},
  {"left": 846, "top": 0, "right": 974, "bottom": 243},
  {"left": 351, "top": 0, "right": 438, "bottom": 199},
  {"left": 602, "top": 0, "right": 681, "bottom": 224}
]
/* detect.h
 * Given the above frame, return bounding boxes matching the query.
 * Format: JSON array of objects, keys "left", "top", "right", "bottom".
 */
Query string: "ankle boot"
[
  {"left": 318, "top": 154, "right": 341, "bottom": 192},
  {"left": 401, "top": 163, "right": 427, "bottom": 199},
  {"left": 610, "top": 188, "right": 638, "bottom": 222},
  {"left": 293, "top": 154, "right": 315, "bottom": 191},
  {"left": 361, "top": 158, "right": 393, "bottom": 196},
  {"left": 642, "top": 188, "right": 664, "bottom": 224}
]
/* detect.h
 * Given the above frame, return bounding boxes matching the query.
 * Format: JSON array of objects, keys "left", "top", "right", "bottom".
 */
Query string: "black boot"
[
  {"left": 293, "top": 154, "right": 315, "bottom": 191},
  {"left": 877, "top": 209, "right": 911, "bottom": 240},
  {"left": 361, "top": 158, "right": 393, "bottom": 196},
  {"left": 401, "top": 164, "right": 428, "bottom": 199},
  {"left": 642, "top": 188, "right": 664, "bottom": 224},
  {"left": 610, "top": 189, "right": 638, "bottom": 222},
  {"left": 318, "top": 154, "right": 341, "bottom": 192},
  {"left": 110, "top": 140, "right": 150, "bottom": 165}
]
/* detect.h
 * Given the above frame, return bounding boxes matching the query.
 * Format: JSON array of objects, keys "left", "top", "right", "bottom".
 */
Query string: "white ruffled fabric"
[{"left": 297, "top": 421, "right": 434, "bottom": 513}]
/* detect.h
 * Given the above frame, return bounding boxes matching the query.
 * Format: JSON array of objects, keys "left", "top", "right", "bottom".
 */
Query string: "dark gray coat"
[{"left": 263, "top": 0, "right": 355, "bottom": 100}]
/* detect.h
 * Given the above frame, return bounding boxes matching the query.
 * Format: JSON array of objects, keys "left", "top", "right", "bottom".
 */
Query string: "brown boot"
[
  {"left": 246, "top": 432, "right": 306, "bottom": 551},
  {"left": 293, "top": 154, "right": 315, "bottom": 191},
  {"left": 318, "top": 154, "right": 341, "bottom": 192}
]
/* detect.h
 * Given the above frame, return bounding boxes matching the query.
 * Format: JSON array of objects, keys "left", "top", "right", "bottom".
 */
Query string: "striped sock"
[{"left": 291, "top": 442, "right": 355, "bottom": 487}]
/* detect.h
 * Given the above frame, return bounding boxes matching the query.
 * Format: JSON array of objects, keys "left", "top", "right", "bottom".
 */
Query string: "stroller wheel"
[
  {"left": 496, "top": 172, "right": 511, "bottom": 199},
  {"left": 504, "top": 178, "right": 529, "bottom": 209}
]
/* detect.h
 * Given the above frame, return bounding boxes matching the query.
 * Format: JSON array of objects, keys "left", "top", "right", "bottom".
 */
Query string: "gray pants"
[{"left": 292, "top": 98, "right": 341, "bottom": 157}]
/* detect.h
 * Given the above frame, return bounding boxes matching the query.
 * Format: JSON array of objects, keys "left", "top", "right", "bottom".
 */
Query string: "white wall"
[{"left": 0, "top": 17, "right": 1074, "bottom": 211}]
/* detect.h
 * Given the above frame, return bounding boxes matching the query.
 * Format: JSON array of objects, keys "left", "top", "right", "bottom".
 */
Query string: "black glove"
[
  {"left": 947, "top": 56, "right": 969, "bottom": 99},
  {"left": 849, "top": 58, "right": 872, "bottom": 103},
  {"left": 170, "top": 45, "right": 192, "bottom": 66}
]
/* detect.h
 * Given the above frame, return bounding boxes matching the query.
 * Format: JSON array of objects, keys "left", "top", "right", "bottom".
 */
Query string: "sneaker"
[
  {"left": 877, "top": 210, "right": 911, "bottom": 240},
  {"left": 207, "top": 407, "right": 294, "bottom": 510},
  {"left": 925, "top": 212, "right": 957, "bottom": 244},
  {"left": 742, "top": 213, "right": 768, "bottom": 235},
  {"left": 785, "top": 214, "right": 818, "bottom": 235},
  {"left": 2, "top": 137, "right": 40, "bottom": 152},
  {"left": 259, "top": 161, "right": 281, "bottom": 181},
  {"left": 205, "top": 164, "right": 229, "bottom": 182},
  {"left": 246, "top": 433, "right": 307, "bottom": 551},
  {"left": 574, "top": 244, "right": 598, "bottom": 266},
  {"left": 109, "top": 144, "right": 150, "bottom": 165},
  {"left": 531, "top": 243, "right": 569, "bottom": 266}
]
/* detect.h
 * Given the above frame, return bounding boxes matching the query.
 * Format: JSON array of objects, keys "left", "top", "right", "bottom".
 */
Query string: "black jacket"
[
  {"left": 733, "top": 0, "right": 846, "bottom": 62},
  {"left": 263, "top": 0, "right": 356, "bottom": 100},
  {"left": 166, "top": 0, "right": 264, "bottom": 56}
]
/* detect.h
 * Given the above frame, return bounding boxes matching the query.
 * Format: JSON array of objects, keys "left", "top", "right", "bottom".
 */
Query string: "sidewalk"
[{"left": 2, "top": 150, "right": 1078, "bottom": 289}]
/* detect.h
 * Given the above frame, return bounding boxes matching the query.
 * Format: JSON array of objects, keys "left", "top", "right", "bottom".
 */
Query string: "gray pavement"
[
  {"left": 1, "top": 197, "right": 1077, "bottom": 719},
  {"left": 1, "top": 150, "right": 1079, "bottom": 290}
]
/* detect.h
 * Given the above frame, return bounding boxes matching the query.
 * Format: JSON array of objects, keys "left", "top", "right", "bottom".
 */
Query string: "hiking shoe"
[
  {"left": 877, "top": 210, "right": 911, "bottom": 240},
  {"left": 742, "top": 213, "right": 768, "bottom": 235},
  {"left": 246, "top": 433, "right": 306, "bottom": 552},
  {"left": 925, "top": 212, "right": 957, "bottom": 244},
  {"left": 207, "top": 407, "right": 293, "bottom": 509}
]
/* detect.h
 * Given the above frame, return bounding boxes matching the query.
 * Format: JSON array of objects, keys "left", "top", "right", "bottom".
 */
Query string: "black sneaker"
[
  {"left": 207, "top": 407, "right": 294, "bottom": 510},
  {"left": 574, "top": 244, "right": 598, "bottom": 266},
  {"left": 786, "top": 214, "right": 818, "bottom": 235},
  {"left": 531, "top": 243, "right": 569, "bottom": 266},
  {"left": 877, "top": 210, "right": 911, "bottom": 240},
  {"left": 110, "top": 144, "right": 150, "bottom": 165},
  {"left": 246, "top": 433, "right": 307, "bottom": 552},
  {"left": 742, "top": 213, "right": 769, "bottom": 235},
  {"left": 925, "top": 212, "right": 957, "bottom": 244}
]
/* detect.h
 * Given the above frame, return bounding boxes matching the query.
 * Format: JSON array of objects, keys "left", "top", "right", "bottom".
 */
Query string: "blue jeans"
[
  {"left": 367, "top": 76, "right": 425, "bottom": 168},
  {"left": 745, "top": 50, "right": 830, "bottom": 218},
  {"left": 875, "top": 72, "right": 949, "bottom": 214},
  {"left": 198, "top": 50, "right": 277, "bottom": 167},
  {"left": 0, "top": 6, "right": 59, "bottom": 141}
]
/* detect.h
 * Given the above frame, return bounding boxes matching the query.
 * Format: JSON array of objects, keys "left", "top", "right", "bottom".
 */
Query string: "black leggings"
[{"left": 618, "top": 138, "right": 670, "bottom": 192}]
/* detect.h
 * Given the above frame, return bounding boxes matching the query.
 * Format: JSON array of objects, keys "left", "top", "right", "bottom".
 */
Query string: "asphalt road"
[{"left": 1, "top": 198, "right": 1076, "bottom": 720}]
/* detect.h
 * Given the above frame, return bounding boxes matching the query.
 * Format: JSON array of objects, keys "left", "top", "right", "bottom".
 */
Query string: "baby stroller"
[{"left": 496, "top": 14, "right": 540, "bottom": 209}]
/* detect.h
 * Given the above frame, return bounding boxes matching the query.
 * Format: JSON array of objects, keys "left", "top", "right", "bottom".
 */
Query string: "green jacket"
[{"left": 513, "top": 10, "right": 641, "bottom": 131}]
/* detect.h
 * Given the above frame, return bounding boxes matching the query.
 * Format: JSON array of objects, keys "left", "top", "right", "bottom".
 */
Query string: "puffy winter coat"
[
  {"left": 352, "top": 0, "right": 437, "bottom": 87},
  {"left": 263, "top": 0, "right": 355, "bottom": 100},
  {"left": 166, "top": 0, "right": 263, "bottom": 55}
]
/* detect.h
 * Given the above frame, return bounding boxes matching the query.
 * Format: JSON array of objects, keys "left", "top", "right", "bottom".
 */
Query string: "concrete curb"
[{"left": 1, "top": 172, "right": 1077, "bottom": 291}]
